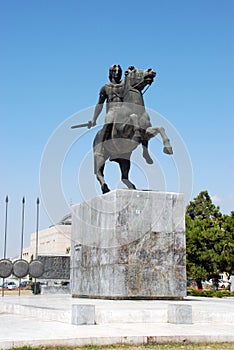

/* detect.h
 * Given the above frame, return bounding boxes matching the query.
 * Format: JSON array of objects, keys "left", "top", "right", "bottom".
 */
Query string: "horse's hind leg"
[
  {"left": 146, "top": 126, "right": 173, "bottom": 155},
  {"left": 94, "top": 153, "right": 110, "bottom": 194},
  {"left": 97, "top": 163, "right": 110, "bottom": 194},
  {"left": 117, "top": 158, "right": 136, "bottom": 190}
]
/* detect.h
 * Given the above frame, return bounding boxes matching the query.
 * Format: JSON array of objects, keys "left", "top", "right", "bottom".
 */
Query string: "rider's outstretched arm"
[{"left": 92, "top": 87, "right": 106, "bottom": 126}]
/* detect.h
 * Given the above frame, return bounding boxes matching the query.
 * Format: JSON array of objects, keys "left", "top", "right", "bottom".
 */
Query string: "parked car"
[
  {"left": 20, "top": 280, "right": 30, "bottom": 288},
  {"left": 218, "top": 279, "right": 230, "bottom": 288},
  {"left": 187, "top": 279, "right": 197, "bottom": 288},
  {"left": 3, "top": 281, "right": 18, "bottom": 290},
  {"left": 39, "top": 282, "right": 48, "bottom": 287},
  {"left": 202, "top": 280, "right": 212, "bottom": 287}
]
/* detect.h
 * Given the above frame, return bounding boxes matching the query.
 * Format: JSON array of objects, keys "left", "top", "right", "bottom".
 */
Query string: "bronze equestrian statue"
[
  {"left": 92, "top": 65, "right": 173, "bottom": 194},
  {"left": 72, "top": 65, "right": 173, "bottom": 194},
  {"left": 91, "top": 64, "right": 154, "bottom": 165}
]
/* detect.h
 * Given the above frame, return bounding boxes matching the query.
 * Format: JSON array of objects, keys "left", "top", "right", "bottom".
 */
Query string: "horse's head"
[{"left": 124, "top": 66, "right": 156, "bottom": 91}]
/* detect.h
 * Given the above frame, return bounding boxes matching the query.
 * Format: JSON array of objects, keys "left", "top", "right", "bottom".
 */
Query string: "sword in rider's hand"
[{"left": 71, "top": 121, "right": 92, "bottom": 129}]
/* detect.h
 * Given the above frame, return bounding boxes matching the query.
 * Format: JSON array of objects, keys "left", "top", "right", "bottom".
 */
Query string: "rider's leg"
[
  {"left": 102, "top": 111, "right": 115, "bottom": 141},
  {"left": 102, "top": 123, "right": 113, "bottom": 141}
]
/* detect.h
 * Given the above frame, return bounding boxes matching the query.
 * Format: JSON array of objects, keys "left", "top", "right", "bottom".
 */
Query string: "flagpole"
[
  {"left": 34, "top": 197, "right": 40, "bottom": 295},
  {"left": 35, "top": 198, "right": 39, "bottom": 259},
  {"left": 2, "top": 195, "right": 9, "bottom": 297},
  {"left": 19, "top": 197, "right": 25, "bottom": 296},
  {"left": 3, "top": 195, "right": 9, "bottom": 259}
]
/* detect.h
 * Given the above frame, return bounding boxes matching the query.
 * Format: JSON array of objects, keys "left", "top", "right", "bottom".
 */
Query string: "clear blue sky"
[{"left": 1, "top": 0, "right": 233, "bottom": 257}]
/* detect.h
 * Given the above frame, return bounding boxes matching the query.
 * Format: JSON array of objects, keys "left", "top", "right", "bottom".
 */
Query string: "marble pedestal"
[{"left": 71, "top": 190, "right": 186, "bottom": 299}]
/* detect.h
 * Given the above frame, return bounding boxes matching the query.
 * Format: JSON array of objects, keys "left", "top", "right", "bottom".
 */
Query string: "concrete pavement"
[{"left": 0, "top": 294, "right": 234, "bottom": 349}]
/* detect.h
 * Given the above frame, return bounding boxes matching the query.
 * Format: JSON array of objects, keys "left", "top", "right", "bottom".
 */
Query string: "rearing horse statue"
[{"left": 93, "top": 66, "right": 173, "bottom": 194}]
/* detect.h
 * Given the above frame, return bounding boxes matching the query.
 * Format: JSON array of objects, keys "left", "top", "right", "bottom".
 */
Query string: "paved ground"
[{"left": 0, "top": 294, "right": 233, "bottom": 349}]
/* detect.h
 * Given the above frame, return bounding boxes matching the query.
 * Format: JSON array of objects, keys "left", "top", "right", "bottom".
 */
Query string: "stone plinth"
[
  {"left": 71, "top": 190, "right": 186, "bottom": 299},
  {"left": 168, "top": 304, "right": 192, "bottom": 324},
  {"left": 71, "top": 304, "right": 95, "bottom": 325}
]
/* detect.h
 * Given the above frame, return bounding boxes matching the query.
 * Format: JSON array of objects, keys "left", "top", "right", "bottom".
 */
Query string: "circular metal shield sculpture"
[
  {"left": 0, "top": 259, "right": 13, "bottom": 278},
  {"left": 13, "top": 259, "right": 29, "bottom": 278},
  {"left": 29, "top": 260, "right": 44, "bottom": 278}
]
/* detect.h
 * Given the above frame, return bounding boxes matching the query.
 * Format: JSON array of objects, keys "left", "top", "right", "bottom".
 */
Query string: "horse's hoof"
[
  {"left": 122, "top": 179, "right": 136, "bottom": 190},
  {"left": 163, "top": 146, "right": 173, "bottom": 155},
  {"left": 143, "top": 152, "right": 154, "bottom": 164},
  {"left": 102, "top": 184, "right": 110, "bottom": 194}
]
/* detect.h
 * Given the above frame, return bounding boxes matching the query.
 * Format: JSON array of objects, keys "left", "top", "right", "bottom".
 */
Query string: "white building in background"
[{"left": 23, "top": 214, "right": 72, "bottom": 262}]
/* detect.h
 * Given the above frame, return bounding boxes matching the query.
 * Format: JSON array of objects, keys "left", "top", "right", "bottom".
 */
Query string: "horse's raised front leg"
[
  {"left": 146, "top": 126, "right": 173, "bottom": 155},
  {"left": 117, "top": 158, "right": 136, "bottom": 190},
  {"left": 128, "top": 114, "right": 154, "bottom": 164},
  {"left": 141, "top": 139, "right": 153, "bottom": 164}
]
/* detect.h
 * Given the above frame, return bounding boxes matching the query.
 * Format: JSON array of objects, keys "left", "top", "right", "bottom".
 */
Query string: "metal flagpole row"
[{"left": 1, "top": 196, "right": 40, "bottom": 297}]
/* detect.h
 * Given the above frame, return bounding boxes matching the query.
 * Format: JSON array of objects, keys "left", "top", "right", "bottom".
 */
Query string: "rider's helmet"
[{"left": 109, "top": 64, "right": 122, "bottom": 82}]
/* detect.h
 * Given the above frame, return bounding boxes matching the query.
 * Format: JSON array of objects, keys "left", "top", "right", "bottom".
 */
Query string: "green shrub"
[{"left": 187, "top": 288, "right": 234, "bottom": 298}]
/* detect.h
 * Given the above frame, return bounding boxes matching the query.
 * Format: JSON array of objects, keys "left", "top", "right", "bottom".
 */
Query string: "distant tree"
[
  {"left": 186, "top": 190, "right": 222, "bottom": 221},
  {"left": 186, "top": 190, "right": 233, "bottom": 289},
  {"left": 220, "top": 212, "right": 234, "bottom": 276}
]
